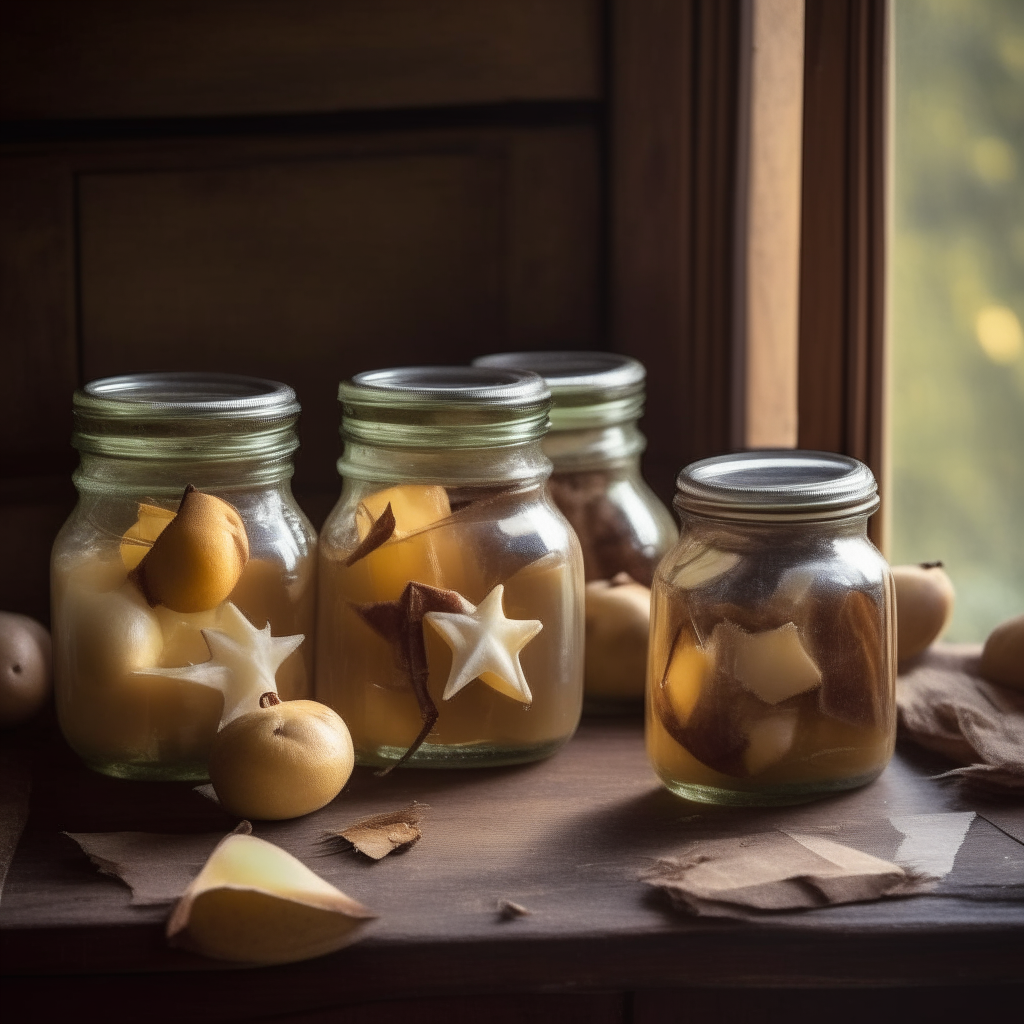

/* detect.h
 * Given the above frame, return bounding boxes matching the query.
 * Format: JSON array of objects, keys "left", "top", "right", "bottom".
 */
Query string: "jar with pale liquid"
[
  {"left": 315, "top": 367, "right": 585, "bottom": 770},
  {"left": 647, "top": 451, "right": 896, "bottom": 805},
  {"left": 51, "top": 374, "right": 317, "bottom": 781},
  {"left": 474, "top": 352, "right": 676, "bottom": 712}
]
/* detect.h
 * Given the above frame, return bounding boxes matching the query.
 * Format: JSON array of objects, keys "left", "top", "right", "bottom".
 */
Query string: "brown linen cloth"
[{"left": 897, "top": 643, "right": 1024, "bottom": 793}]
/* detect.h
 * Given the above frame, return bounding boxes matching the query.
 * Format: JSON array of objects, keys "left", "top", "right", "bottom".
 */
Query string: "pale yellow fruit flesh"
[
  {"left": 167, "top": 833, "right": 374, "bottom": 965},
  {"left": 120, "top": 503, "right": 176, "bottom": 571},
  {"left": 729, "top": 622, "right": 822, "bottom": 705},
  {"left": 209, "top": 700, "right": 354, "bottom": 820},
  {"left": 354, "top": 484, "right": 450, "bottom": 541}
]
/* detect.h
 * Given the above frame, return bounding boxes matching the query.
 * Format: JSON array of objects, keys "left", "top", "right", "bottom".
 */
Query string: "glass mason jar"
[
  {"left": 315, "top": 367, "right": 585, "bottom": 770},
  {"left": 51, "top": 374, "right": 317, "bottom": 782},
  {"left": 646, "top": 450, "right": 896, "bottom": 806},
  {"left": 474, "top": 352, "right": 677, "bottom": 711}
]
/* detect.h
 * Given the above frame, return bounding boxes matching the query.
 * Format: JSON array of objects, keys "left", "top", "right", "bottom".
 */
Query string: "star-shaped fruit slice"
[
  {"left": 424, "top": 584, "right": 542, "bottom": 705},
  {"left": 136, "top": 603, "right": 304, "bottom": 727}
]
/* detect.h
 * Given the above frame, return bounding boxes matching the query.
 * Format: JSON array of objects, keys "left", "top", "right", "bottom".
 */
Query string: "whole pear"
[
  {"left": 0, "top": 612, "right": 52, "bottom": 727},
  {"left": 209, "top": 693, "right": 354, "bottom": 820},
  {"left": 131, "top": 485, "right": 249, "bottom": 614},
  {"left": 892, "top": 562, "right": 955, "bottom": 663},
  {"left": 980, "top": 613, "right": 1024, "bottom": 692}
]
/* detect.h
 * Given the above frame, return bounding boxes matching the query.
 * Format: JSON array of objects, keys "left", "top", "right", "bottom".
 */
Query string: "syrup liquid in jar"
[
  {"left": 315, "top": 367, "right": 585, "bottom": 770},
  {"left": 646, "top": 451, "right": 896, "bottom": 805}
]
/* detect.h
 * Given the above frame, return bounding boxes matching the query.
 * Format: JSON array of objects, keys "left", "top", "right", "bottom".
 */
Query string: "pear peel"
[{"left": 167, "top": 832, "right": 375, "bottom": 965}]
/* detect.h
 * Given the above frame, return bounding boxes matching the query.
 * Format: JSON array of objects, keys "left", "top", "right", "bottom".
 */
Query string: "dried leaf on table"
[
  {"left": 66, "top": 820, "right": 251, "bottom": 906},
  {"left": 345, "top": 502, "right": 397, "bottom": 567},
  {"left": 641, "top": 830, "right": 933, "bottom": 918},
  {"left": 168, "top": 831, "right": 375, "bottom": 965},
  {"left": 326, "top": 801, "right": 428, "bottom": 860}
]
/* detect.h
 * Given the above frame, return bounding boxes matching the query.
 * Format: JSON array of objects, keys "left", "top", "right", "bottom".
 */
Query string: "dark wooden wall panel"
[
  {"left": 76, "top": 130, "right": 601, "bottom": 523},
  {"left": 798, "top": 0, "right": 888, "bottom": 544},
  {"left": 610, "top": 0, "right": 744, "bottom": 505},
  {"left": 0, "top": 0, "right": 602, "bottom": 120}
]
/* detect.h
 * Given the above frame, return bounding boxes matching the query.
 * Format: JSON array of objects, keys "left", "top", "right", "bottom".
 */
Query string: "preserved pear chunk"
[{"left": 730, "top": 622, "right": 822, "bottom": 705}]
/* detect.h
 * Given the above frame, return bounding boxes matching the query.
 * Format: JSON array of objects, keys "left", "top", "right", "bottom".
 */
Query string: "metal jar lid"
[
  {"left": 338, "top": 366, "right": 551, "bottom": 449},
  {"left": 674, "top": 450, "right": 880, "bottom": 522},
  {"left": 472, "top": 351, "right": 645, "bottom": 430}
]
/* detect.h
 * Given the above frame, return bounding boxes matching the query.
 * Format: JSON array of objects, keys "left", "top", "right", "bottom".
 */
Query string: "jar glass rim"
[
  {"left": 77, "top": 372, "right": 299, "bottom": 420},
  {"left": 674, "top": 450, "right": 880, "bottom": 521},
  {"left": 472, "top": 351, "right": 645, "bottom": 429},
  {"left": 339, "top": 366, "right": 551, "bottom": 449},
  {"left": 72, "top": 372, "right": 300, "bottom": 464}
]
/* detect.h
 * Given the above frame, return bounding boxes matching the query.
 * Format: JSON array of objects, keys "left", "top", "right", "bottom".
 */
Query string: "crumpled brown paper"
[
  {"left": 897, "top": 644, "right": 1024, "bottom": 792},
  {"left": 642, "top": 830, "right": 933, "bottom": 918}
]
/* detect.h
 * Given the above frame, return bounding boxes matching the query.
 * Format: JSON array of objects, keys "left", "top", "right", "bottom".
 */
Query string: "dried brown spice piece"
[
  {"left": 344, "top": 503, "right": 397, "bottom": 567},
  {"left": 327, "top": 801, "right": 428, "bottom": 860},
  {"left": 497, "top": 899, "right": 531, "bottom": 920},
  {"left": 356, "top": 582, "right": 471, "bottom": 772}
]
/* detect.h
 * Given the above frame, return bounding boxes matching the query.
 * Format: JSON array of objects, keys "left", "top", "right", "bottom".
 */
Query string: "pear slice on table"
[{"left": 167, "top": 832, "right": 375, "bottom": 965}]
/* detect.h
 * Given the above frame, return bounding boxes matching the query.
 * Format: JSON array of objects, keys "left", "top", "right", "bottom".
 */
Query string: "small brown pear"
[
  {"left": 980, "top": 613, "right": 1024, "bottom": 692},
  {"left": 892, "top": 561, "right": 955, "bottom": 663},
  {"left": 130, "top": 485, "right": 249, "bottom": 614}
]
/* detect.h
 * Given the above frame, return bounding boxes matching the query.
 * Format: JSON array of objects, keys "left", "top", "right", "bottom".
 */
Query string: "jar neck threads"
[{"left": 71, "top": 373, "right": 301, "bottom": 488}]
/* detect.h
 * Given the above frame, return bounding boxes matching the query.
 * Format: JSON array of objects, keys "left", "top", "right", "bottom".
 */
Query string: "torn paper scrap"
[
  {"left": 67, "top": 821, "right": 251, "bottom": 905},
  {"left": 641, "top": 831, "right": 932, "bottom": 917},
  {"left": 890, "top": 812, "right": 975, "bottom": 878},
  {"left": 327, "top": 802, "right": 427, "bottom": 860}
]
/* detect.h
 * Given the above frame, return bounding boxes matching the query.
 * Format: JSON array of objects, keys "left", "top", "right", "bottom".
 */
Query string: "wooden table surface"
[{"left": 2, "top": 716, "right": 1022, "bottom": 1023}]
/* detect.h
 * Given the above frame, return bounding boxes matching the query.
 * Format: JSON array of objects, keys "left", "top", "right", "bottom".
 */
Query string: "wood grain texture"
[
  {"left": 0, "top": 123, "right": 601, "bottom": 615},
  {"left": 610, "top": 0, "right": 745, "bottom": 506},
  {"left": 2, "top": 718, "right": 1021, "bottom": 1023},
  {"left": 0, "top": 0, "right": 603, "bottom": 120},
  {"left": 73, "top": 128, "right": 601, "bottom": 523},
  {"left": 797, "top": 0, "right": 888, "bottom": 545}
]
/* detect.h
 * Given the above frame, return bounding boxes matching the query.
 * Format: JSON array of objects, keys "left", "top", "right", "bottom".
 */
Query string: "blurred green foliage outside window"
[{"left": 891, "top": 0, "right": 1024, "bottom": 639}]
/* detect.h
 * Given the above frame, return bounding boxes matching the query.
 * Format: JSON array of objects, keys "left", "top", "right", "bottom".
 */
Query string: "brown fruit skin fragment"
[
  {"left": 980, "top": 613, "right": 1024, "bottom": 692},
  {"left": 814, "top": 589, "right": 891, "bottom": 729},
  {"left": 130, "top": 484, "right": 249, "bottom": 614}
]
